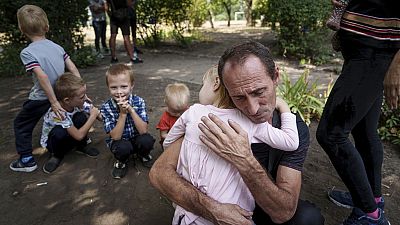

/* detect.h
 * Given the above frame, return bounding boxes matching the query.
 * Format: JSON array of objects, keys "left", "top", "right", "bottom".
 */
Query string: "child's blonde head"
[
  {"left": 105, "top": 64, "right": 134, "bottom": 86},
  {"left": 165, "top": 83, "right": 190, "bottom": 110},
  {"left": 17, "top": 5, "right": 49, "bottom": 37},
  {"left": 203, "top": 65, "right": 234, "bottom": 108},
  {"left": 55, "top": 73, "right": 85, "bottom": 100}
]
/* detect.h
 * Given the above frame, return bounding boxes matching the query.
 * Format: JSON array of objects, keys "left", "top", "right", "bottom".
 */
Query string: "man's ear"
[{"left": 213, "top": 77, "right": 221, "bottom": 91}]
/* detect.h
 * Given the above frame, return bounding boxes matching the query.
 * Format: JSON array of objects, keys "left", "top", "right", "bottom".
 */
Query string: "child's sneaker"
[
  {"left": 110, "top": 57, "right": 119, "bottom": 64},
  {"left": 76, "top": 146, "right": 99, "bottom": 158},
  {"left": 342, "top": 208, "right": 390, "bottom": 225},
  {"left": 43, "top": 156, "right": 61, "bottom": 174},
  {"left": 112, "top": 161, "right": 127, "bottom": 179},
  {"left": 9, "top": 156, "right": 37, "bottom": 172},
  {"left": 130, "top": 57, "right": 143, "bottom": 64},
  {"left": 141, "top": 154, "right": 153, "bottom": 168}
]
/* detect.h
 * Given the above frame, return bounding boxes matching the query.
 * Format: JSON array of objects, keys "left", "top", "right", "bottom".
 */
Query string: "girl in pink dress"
[{"left": 164, "top": 65, "right": 299, "bottom": 225}]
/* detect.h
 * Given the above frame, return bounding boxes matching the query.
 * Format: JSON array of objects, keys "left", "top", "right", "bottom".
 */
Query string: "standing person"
[
  {"left": 41, "top": 73, "right": 101, "bottom": 174},
  {"left": 100, "top": 64, "right": 155, "bottom": 179},
  {"left": 150, "top": 41, "right": 325, "bottom": 225},
  {"left": 89, "top": 0, "right": 109, "bottom": 57},
  {"left": 164, "top": 65, "right": 299, "bottom": 225},
  {"left": 316, "top": 0, "right": 400, "bottom": 224},
  {"left": 128, "top": 0, "right": 143, "bottom": 60},
  {"left": 106, "top": 0, "right": 141, "bottom": 64},
  {"left": 156, "top": 83, "right": 190, "bottom": 149},
  {"left": 10, "top": 4, "right": 81, "bottom": 172}
]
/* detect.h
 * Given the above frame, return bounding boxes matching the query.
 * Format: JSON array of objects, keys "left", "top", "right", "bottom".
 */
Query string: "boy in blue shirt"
[{"left": 10, "top": 5, "right": 81, "bottom": 172}]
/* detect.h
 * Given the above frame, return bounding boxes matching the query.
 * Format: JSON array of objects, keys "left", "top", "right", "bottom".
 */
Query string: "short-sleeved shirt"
[
  {"left": 89, "top": 0, "right": 106, "bottom": 22},
  {"left": 40, "top": 102, "right": 91, "bottom": 148},
  {"left": 156, "top": 111, "right": 179, "bottom": 132},
  {"left": 100, "top": 94, "right": 148, "bottom": 147},
  {"left": 20, "top": 39, "right": 68, "bottom": 100}
]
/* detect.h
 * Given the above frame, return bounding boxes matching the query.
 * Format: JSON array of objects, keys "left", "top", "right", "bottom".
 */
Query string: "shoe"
[
  {"left": 112, "top": 161, "right": 127, "bottom": 179},
  {"left": 130, "top": 57, "right": 143, "bottom": 64},
  {"left": 141, "top": 154, "right": 153, "bottom": 168},
  {"left": 43, "top": 156, "right": 61, "bottom": 174},
  {"left": 110, "top": 57, "right": 118, "bottom": 64},
  {"left": 76, "top": 146, "right": 99, "bottom": 158},
  {"left": 96, "top": 52, "right": 104, "bottom": 59},
  {"left": 134, "top": 46, "right": 143, "bottom": 54},
  {"left": 9, "top": 156, "right": 37, "bottom": 172},
  {"left": 341, "top": 208, "right": 390, "bottom": 225},
  {"left": 328, "top": 188, "right": 385, "bottom": 210}
]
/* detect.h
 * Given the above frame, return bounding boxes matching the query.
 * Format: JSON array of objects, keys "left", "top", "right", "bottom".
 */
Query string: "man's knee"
[
  {"left": 289, "top": 200, "right": 324, "bottom": 225},
  {"left": 134, "top": 133, "right": 155, "bottom": 156}
]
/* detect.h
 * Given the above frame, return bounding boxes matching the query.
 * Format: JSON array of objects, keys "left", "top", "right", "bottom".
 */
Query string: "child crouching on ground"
[
  {"left": 100, "top": 64, "right": 155, "bottom": 179},
  {"left": 156, "top": 83, "right": 190, "bottom": 150},
  {"left": 41, "top": 73, "right": 101, "bottom": 174}
]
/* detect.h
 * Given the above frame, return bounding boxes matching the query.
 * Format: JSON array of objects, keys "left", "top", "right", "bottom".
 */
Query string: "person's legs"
[
  {"left": 92, "top": 21, "right": 101, "bottom": 52},
  {"left": 132, "top": 133, "right": 155, "bottom": 166},
  {"left": 109, "top": 20, "right": 118, "bottom": 61},
  {"left": 110, "top": 139, "right": 132, "bottom": 178},
  {"left": 316, "top": 43, "right": 395, "bottom": 215},
  {"left": 72, "top": 112, "right": 99, "bottom": 157},
  {"left": 99, "top": 20, "right": 108, "bottom": 50},
  {"left": 120, "top": 20, "right": 134, "bottom": 60},
  {"left": 252, "top": 200, "right": 324, "bottom": 225}
]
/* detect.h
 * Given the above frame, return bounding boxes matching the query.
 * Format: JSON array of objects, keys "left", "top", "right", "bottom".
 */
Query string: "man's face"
[
  {"left": 107, "top": 73, "right": 133, "bottom": 103},
  {"left": 223, "top": 56, "right": 278, "bottom": 124}
]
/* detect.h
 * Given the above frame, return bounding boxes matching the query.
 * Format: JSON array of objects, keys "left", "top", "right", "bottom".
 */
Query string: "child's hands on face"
[{"left": 275, "top": 96, "right": 291, "bottom": 113}]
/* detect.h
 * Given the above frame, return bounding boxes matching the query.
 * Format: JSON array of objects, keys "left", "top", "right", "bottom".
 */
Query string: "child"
[
  {"left": 89, "top": 0, "right": 109, "bottom": 57},
  {"left": 41, "top": 73, "right": 101, "bottom": 174},
  {"left": 156, "top": 83, "right": 190, "bottom": 149},
  {"left": 163, "top": 65, "right": 299, "bottom": 225},
  {"left": 326, "top": 0, "right": 349, "bottom": 31},
  {"left": 100, "top": 64, "right": 155, "bottom": 179},
  {"left": 10, "top": 5, "right": 81, "bottom": 172}
]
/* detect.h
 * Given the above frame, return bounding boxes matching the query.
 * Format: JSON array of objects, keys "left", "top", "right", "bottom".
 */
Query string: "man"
[
  {"left": 317, "top": 0, "right": 399, "bottom": 224},
  {"left": 150, "top": 41, "right": 324, "bottom": 225}
]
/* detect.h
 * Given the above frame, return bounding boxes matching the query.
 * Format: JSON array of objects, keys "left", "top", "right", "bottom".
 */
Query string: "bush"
[
  {"left": 379, "top": 104, "right": 400, "bottom": 146},
  {"left": 0, "top": 0, "right": 93, "bottom": 77},
  {"left": 278, "top": 69, "right": 326, "bottom": 125},
  {"left": 266, "top": 0, "right": 333, "bottom": 64}
]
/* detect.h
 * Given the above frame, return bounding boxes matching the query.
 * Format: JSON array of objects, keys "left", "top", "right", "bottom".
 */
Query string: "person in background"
[
  {"left": 156, "top": 83, "right": 190, "bottom": 150},
  {"left": 89, "top": 0, "right": 109, "bottom": 58}
]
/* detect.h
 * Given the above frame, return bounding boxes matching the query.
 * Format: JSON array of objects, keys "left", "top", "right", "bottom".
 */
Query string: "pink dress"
[{"left": 163, "top": 104, "right": 299, "bottom": 225}]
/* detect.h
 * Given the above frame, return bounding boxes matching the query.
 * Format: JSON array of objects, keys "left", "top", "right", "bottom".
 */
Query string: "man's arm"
[
  {"left": 198, "top": 114, "right": 301, "bottom": 223},
  {"left": 149, "top": 138, "right": 253, "bottom": 225},
  {"left": 384, "top": 49, "right": 400, "bottom": 109}
]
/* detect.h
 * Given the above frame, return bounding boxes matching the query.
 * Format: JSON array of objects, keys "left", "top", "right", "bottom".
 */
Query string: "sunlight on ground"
[{"left": 94, "top": 211, "right": 129, "bottom": 225}]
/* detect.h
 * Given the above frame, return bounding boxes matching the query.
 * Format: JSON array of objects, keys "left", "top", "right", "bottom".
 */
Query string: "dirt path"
[{"left": 1, "top": 24, "right": 399, "bottom": 225}]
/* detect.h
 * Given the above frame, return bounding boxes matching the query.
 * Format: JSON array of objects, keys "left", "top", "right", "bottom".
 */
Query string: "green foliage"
[
  {"left": 0, "top": 0, "right": 93, "bottom": 77},
  {"left": 0, "top": 45, "right": 25, "bottom": 78},
  {"left": 266, "top": 0, "right": 333, "bottom": 64},
  {"left": 69, "top": 45, "right": 97, "bottom": 68},
  {"left": 378, "top": 104, "right": 400, "bottom": 146},
  {"left": 277, "top": 70, "right": 325, "bottom": 125},
  {"left": 188, "top": 0, "right": 209, "bottom": 27}
]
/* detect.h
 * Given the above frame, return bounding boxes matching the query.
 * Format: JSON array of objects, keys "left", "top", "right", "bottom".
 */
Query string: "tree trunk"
[
  {"left": 223, "top": 2, "right": 231, "bottom": 27},
  {"left": 208, "top": 9, "right": 214, "bottom": 28},
  {"left": 244, "top": 0, "right": 253, "bottom": 26}
]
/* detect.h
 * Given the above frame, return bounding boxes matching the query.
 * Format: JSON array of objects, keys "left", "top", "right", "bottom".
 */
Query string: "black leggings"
[{"left": 316, "top": 42, "right": 396, "bottom": 213}]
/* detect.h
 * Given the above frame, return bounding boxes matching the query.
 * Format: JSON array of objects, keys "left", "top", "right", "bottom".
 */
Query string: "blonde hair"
[
  {"left": 105, "top": 64, "right": 135, "bottom": 86},
  {"left": 203, "top": 65, "right": 235, "bottom": 109},
  {"left": 165, "top": 83, "right": 190, "bottom": 110},
  {"left": 17, "top": 5, "right": 49, "bottom": 37},
  {"left": 55, "top": 73, "right": 85, "bottom": 100}
]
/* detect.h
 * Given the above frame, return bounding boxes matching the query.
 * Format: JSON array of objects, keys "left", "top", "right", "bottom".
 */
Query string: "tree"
[{"left": 211, "top": 0, "right": 238, "bottom": 27}]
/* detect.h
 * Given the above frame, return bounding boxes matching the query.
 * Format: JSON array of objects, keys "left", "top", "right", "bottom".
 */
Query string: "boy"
[
  {"left": 156, "top": 83, "right": 190, "bottom": 149},
  {"left": 10, "top": 5, "right": 81, "bottom": 172},
  {"left": 101, "top": 64, "right": 155, "bottom": 179},
  {"left": 41, "top": 73, "right": 101, "bottom": 173}
]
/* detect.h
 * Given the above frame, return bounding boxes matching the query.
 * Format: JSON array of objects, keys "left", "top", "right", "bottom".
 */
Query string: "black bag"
[{"left": 109, "top": 0, "right": 128, "bottom": 22}]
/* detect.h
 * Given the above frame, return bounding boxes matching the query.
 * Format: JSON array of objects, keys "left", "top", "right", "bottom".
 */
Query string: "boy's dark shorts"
[{"left": 110, "top": 18, "right": 130, "bottom": 35}]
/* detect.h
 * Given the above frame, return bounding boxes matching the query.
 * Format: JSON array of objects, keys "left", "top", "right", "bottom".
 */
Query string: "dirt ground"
[{"left": 1, "top": 22, "right": 399, "bottom": 225}]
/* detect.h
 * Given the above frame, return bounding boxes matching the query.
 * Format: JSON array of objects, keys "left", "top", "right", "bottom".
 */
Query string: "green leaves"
[{"left": 278, "top": 69, "right": 327, "bottom": 126}]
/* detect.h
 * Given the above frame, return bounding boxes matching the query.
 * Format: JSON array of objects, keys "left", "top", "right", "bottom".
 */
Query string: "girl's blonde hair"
[
  {"left": 165, "top": 83, "right": 190, "bottom": 110},
  {"left": 203, "top": 65, "right": 235, "bottom": 109},
  {"left": 17, "top": 5, "right": 49, "bottom": 37}
]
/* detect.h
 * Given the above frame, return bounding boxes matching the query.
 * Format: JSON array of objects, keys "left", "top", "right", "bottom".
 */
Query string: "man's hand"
[
  {"left": 198, "top": 113, "right": 252, "bottom": 165},
  {"left": 51, "top": 100, "right": 66, "bottom": 120},
  {"left": 211, "top": 203, "right": 253, "bottom": 225},
  {"left": 384, "top": 50, "right": 400, "bottom": 109}
]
